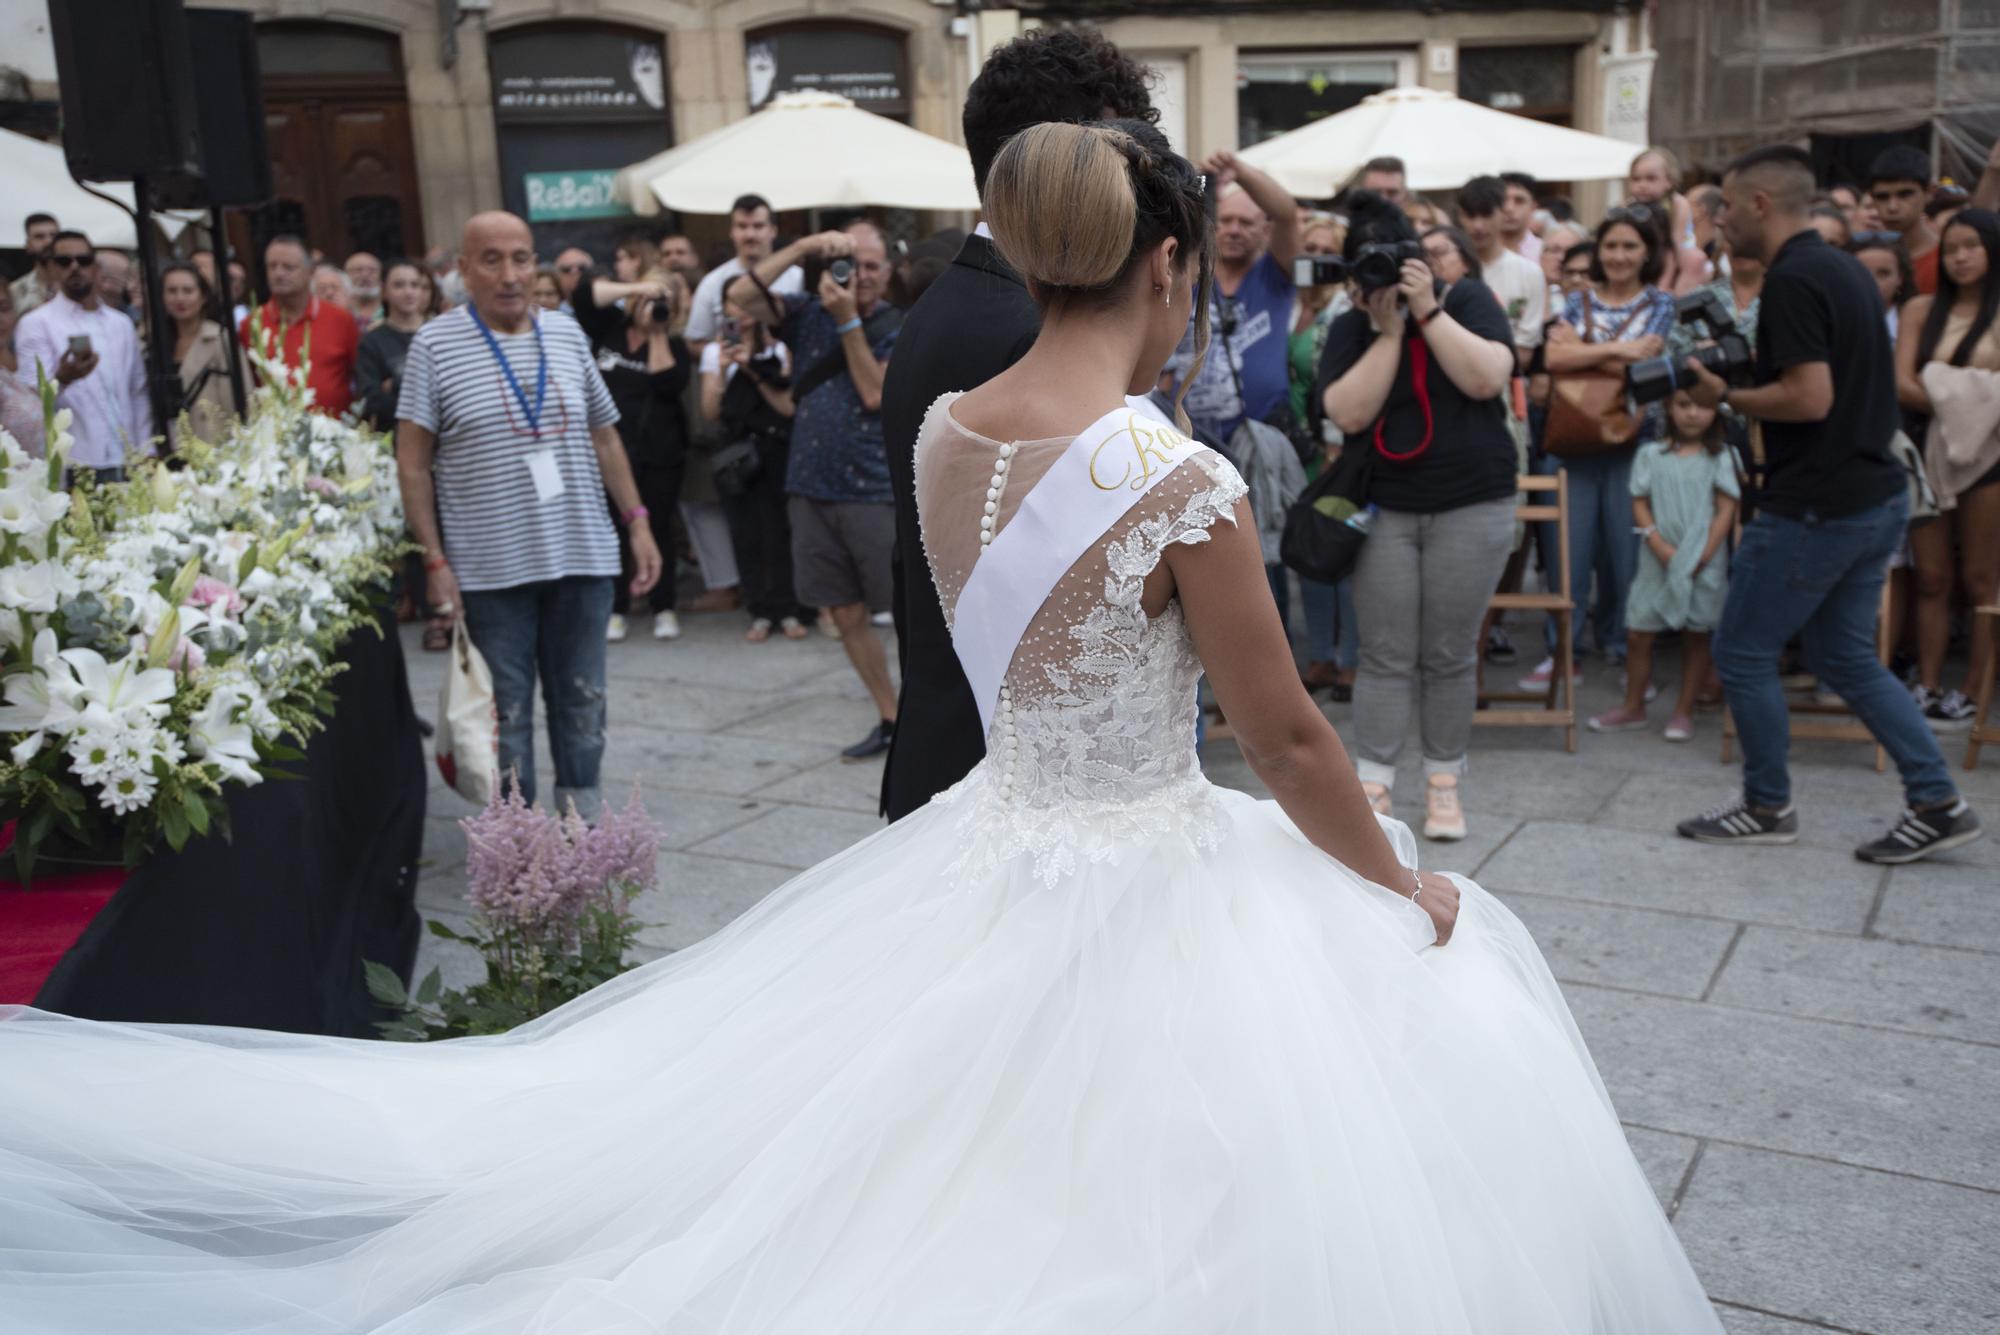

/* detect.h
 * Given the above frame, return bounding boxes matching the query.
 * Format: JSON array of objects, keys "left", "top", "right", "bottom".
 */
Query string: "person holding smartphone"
[{"left": 14, "top": 229, "right": 152, "bottom": 480}]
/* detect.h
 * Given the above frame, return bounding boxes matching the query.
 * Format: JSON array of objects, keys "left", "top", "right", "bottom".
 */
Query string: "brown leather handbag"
[{"left": 1544, "top": 299, "right": 1650, "bottom": 458}]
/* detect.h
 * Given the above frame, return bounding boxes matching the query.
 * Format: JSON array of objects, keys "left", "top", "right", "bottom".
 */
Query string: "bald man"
[{"left": 394, "top": 211, "right": 662, "bottom": 815}]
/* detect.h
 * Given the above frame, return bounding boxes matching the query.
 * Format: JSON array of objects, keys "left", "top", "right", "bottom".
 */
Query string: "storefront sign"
[
  {"left": 493, "top": 28, "right": 669, "bottom": 124},
  {"left": 1600, "top": 51, "right": 1656, "bottom": 146},
  {"left": 523, "top": 170, "right": 631, "bottom": 222},
  {"left": 746, "top": 25, "right": 908, "bottom": 117}
]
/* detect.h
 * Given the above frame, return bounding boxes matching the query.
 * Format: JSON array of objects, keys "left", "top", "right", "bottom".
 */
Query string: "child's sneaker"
[
  {"left": 1677, "top": 797, "right": 1799, "bottom": 846},
  {"left": 1518, "top": 657, "right": 1582, "bottom": 693},
  {"left": 1854, "top": 800, "right": 1983, "bottom": 864},
  {"left": 1587, "top": 706, "right": 1649, "bottom": 733},
  {"left": 1663, "top": 714, "right": 1694, "bottom": 743},
  {"left": 1423, "top": 774, "right": 1468, "bottom": 841},
  {"left": 1361, "top": 781, "right": 1393, "bottom": 818}
]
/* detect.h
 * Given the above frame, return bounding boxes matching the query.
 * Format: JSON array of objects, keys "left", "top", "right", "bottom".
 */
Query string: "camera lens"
[
  {"left": 829, "top": 258, "right": 854, "bottom": 286},
  {"left": 649, "top": 297, "right": 671, "bottom": 322}
]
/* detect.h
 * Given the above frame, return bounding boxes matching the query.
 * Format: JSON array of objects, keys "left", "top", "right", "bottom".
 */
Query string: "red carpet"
[{"left": 0, "top": 825, "right": 124, "bottom": 1005}]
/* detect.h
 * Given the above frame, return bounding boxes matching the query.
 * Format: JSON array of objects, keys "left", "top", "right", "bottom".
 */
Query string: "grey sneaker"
[
  {"left": 1677, "top": 797, "right": 1800, "bottom": 846},
  {"left": 1854, "top": 800, "right": 1984, "bottom": 865}
]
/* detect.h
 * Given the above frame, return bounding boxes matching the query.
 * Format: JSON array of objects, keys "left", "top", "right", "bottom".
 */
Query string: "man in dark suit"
[{"left": 878, "top": 30, "right": 1160, "bottom": 821}]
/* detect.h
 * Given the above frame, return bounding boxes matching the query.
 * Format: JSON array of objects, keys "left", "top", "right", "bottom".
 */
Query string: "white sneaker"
[
  {"left": 605, "top": 613, "right": 628, "bottom": 642},
  {"left": 1423, "top": 773, "right": 1468, "bottom": 841},
  {"left": 871, "top": 610, "right": 893, "bottom": 628},
  {"left": 652, "top": 610, "right": 681, "bottom": 640}
]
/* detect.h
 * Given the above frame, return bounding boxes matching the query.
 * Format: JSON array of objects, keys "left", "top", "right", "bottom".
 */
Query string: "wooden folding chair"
[
  {"left": 1966, "top": 605, "right": 2000, "bottom": 770},
  {"left": 1473, "top": 471, "right": 1576, "bottom": 752},
  {"left": 1721, "top": 580, "right": 1891, "bottom": 773}
]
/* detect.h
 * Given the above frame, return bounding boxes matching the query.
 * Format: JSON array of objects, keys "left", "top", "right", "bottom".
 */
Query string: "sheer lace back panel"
[{"left": 915, "top": 393, "right": 1247, "bottom": 838}]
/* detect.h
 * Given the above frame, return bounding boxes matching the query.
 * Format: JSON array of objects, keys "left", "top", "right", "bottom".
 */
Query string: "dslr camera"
[
  {"left": 1627, "top": 291, "right": 1755, "bottom": 406},
  {"left": 1292, "top": 241, "right": 1424, "bottom": 296}
]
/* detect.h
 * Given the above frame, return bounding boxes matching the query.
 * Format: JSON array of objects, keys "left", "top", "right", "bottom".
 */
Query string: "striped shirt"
[{"left": 396, "top": 306, "right": 621, "bottom": 592}]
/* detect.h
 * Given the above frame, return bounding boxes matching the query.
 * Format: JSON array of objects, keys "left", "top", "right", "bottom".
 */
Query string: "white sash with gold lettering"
[{"left": 952, "top": 401, "right": 1198, "bottom": 735}]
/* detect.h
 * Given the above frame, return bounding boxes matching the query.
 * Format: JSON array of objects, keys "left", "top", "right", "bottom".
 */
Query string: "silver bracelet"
[{"left": 1410, "top": 872, "right": 1425, "bottom": 906}]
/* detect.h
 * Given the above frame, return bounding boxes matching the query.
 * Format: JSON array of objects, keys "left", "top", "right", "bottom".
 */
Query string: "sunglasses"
[
  {"left": 1604, "top": 204, "right": 1661, "bottom": 227},
  {"left": 1850, "top": 230, "right": 1903, "bottom": 247},
  {"left": 48, "top": 253, "right": 95, "bottom": 268}
]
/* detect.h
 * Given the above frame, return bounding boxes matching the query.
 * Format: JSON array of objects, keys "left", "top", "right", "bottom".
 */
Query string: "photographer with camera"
[
  {"left": 1672, "top": 145, "right": 1980, "bottom": 862},
  {"left": 1312, "top": 191, "right": 1519, "bottom": 842},
  {"left": 744, "top": 222, "right": 905, "bottom": 761},
  {"left": 1535, "top": 207, "right": 1679, "bottom": 688},
  {"left": 567, "top": 261, "right": 694, "bottom": 642},
  {"left": 699, "top": 272, "right": 813, "bottom": 643}
]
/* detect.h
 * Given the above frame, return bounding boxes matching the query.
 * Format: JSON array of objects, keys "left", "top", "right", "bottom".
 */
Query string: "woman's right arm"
[
  {"left": 1895, "top": 296, "right": 1933, "bottom": 412},
  {"left": 1166, "top": 497, "right": 1459, "bottom": 944},
  {"left": 1544, "top": 331, "right": 1661, "bottom": 372},
  {"left": 699, "top": 365, "right": 725, "bottom": 421}
]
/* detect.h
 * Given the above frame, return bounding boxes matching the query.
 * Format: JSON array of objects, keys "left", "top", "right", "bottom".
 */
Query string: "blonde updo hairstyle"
[{"left": 984, "top": 118, "right": 1213, "bottom": 425}]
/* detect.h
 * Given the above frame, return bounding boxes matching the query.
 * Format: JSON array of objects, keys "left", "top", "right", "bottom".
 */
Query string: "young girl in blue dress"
[{"left": 1589, "top": 389, "right": 1739, "bottom": 741}]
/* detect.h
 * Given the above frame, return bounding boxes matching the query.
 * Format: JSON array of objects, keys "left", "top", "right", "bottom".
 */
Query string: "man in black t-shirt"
[{"left": 1675, "top": 145, "right": 1981, "bottom": 863}]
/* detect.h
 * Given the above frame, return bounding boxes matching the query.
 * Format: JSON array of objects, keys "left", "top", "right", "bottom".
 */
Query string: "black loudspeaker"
[
  {"left": 155, "top": 9, "right": 273, "bottom": 209},
  {"left": 46, "top": 0, "right": 201, "bottom": 183}
]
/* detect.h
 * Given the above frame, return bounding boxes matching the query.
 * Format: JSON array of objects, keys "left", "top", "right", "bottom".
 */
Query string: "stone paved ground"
[{"left": 401, "top": 609, "right": 2000, "bottom": 1335}]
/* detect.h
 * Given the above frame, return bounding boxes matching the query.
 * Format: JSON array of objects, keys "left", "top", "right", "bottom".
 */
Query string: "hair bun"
[{"left": 984, "top": 122, "right": 1141, "bottom": 291}]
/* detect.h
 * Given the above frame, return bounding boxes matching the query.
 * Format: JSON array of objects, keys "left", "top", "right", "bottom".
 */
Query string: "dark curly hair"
[
  {"left": 962, "top": 28, "right": 1157, "bottom": 196},
  {"left": 1340, "top": 190, "right": 1418, "bottom": 261}
]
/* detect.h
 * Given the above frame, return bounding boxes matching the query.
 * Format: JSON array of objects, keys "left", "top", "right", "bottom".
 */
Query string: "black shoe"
[
  {"left": 841, "top": 721, "right": 894, "bottom": 762},
  {"left": 1677, "top": 797, "right": 1800, "bottom": 845},
  {"left": 1485, "top": 625, "right": 1517, "bottom": 664},
  {"left": 1854, "top": 800, "right": 1984, "bottom": 865},
  {"left": 1922, "top": 688, "right": 1977, "bottom": 735}
]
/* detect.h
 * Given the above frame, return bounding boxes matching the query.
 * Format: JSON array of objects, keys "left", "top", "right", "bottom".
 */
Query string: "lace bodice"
[{"left": 915, "top": 393, "right": 1249, "bottom": 881}]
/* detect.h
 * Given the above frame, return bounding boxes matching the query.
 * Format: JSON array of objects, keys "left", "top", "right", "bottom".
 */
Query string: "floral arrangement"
[
  {"left": 0, "top": 340, "right": 405, "bottom": 880},
  {"left": 367, "top": 785, "right": 662, "bottom": 1039}
]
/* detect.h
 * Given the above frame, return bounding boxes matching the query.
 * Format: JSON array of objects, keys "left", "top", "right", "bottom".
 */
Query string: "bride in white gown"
[{"left": 0, "top": 121, "right": 1723, "bottom": 1333}]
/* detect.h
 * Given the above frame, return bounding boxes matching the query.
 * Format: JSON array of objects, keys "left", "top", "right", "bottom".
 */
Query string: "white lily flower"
[
  {"left": 56, "top": 646, "right": 178, "bottom": 722},
  {"left": 190, "top": 687, "right": 262, "bottom": 785},
  {"left": 0, "top": 561, "right": 61, "bottom": 613},
  {"left": 0, "top": 483, "right": 68, "bottom": 535}
]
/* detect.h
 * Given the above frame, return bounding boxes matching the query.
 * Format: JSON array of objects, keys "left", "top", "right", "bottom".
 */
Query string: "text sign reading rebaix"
[{"left": 523, "top": 171, "right": 631, "bottom": 222}]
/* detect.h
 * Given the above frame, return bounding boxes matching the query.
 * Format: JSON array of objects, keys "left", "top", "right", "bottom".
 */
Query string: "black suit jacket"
[{"left": 878, "top": 234, "right": 1040, "bottom": 821}]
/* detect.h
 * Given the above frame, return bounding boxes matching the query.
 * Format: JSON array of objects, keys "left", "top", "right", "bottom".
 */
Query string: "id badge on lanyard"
[{"left": 469, "top": 305, "right": 565, "bottom": 502}]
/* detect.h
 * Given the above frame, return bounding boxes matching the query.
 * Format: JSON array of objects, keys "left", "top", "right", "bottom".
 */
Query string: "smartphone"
[
  {"left": 67, "top": 334, "right": 92, "bottom": 359},
  {"left": 719, "top": 316, "right": 742, "bottom": 345}
]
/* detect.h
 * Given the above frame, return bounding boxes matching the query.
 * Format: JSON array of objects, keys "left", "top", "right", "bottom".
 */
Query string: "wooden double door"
[{"left": 234, "top": 79, "right": 426, "bottom": 276}]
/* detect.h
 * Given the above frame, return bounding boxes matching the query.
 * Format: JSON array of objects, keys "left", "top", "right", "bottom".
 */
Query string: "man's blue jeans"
[
  {"left": 1716, "top": 493, "right": 1955, "bottom": 811},
  {"left": 460, "top": 575, "right": 616, "bottom": 815}
]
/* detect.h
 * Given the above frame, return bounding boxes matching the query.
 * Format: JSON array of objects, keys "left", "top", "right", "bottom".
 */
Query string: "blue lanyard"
[{"left": 467, "top": 305, "right": 548, "bottom": 434}]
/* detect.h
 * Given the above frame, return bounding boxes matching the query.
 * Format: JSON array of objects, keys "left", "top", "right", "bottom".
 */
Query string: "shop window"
[
  {"left": 746, "top": 22, "right": 911, "bottom": 120},
  {"left": 1237, "top": 50, "right": 1414, "bottom": 147},
  {"left": 1459, "top": 45, "right": 1576, "bottom": 125}
]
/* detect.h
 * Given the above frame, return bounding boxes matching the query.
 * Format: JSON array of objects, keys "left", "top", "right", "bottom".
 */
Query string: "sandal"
[
  {"left": 779, "top": 616, "right": 809, "bottom": 640},
  {"left": 746, "top": 617, "right": 774, "bottom": 643},
  {"left": 421, "top": 619, "right": 451, "bottom": 652}
]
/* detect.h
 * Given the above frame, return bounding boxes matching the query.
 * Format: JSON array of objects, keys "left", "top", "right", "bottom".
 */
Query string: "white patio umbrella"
[
  {"left": 614, "top": 90, "right": 981, "bottom": 216},
  {"left": 0, "top": 128, "right": 198, "bottom": 248},
  {"left": 1239, "top": 85, "right": 1644, "bottom": 199}
]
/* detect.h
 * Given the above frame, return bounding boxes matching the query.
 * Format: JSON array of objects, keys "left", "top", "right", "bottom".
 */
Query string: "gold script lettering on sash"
[{"left": 1089, "top": 413, "right": 1188, "bottom": 491}]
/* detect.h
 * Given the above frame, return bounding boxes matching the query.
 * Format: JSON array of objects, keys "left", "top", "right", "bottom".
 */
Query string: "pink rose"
[{"left": 187, "top": 575, "right": 246, "bottom": 617}]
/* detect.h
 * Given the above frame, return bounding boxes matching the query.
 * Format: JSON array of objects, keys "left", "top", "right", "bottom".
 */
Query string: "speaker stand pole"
[
  {"left": 130, "top": 175, "right": 181, "bottom": 457},
  {"left": 212, "top": 205, "right": 249, "bottom": 419}
]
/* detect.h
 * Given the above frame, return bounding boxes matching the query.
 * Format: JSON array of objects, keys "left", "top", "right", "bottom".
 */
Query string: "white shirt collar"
[{"left": 974, "top": 222, "right": 992, "bottom": 240}]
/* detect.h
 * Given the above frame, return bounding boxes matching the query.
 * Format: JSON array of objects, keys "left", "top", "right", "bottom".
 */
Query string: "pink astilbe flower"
[
  {"left": 572, "top": 784, "right": 661, "bottom": 914},
  {"left": 460, "top": 781, "right": 661, "bottom": 938}
]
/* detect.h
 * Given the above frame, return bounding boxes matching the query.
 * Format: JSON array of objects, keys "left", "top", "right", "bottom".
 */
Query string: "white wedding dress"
[{"left": 0, "top": 396, "right": 1723, "bottom": 1333}]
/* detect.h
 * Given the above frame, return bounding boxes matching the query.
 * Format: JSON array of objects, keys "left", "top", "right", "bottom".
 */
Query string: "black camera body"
[
  {"left": 647, "top": 296, "right": 673, "bottom": 324},
  {"left": 1628, "top": 290, "right": 1755, "bottom": 406},
  {"left": 1290, "top": 240, "right": 1423, "bottom": 296},
  {"left": 1351, "top": 240, "right": 1423, "bottom": 294}
]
